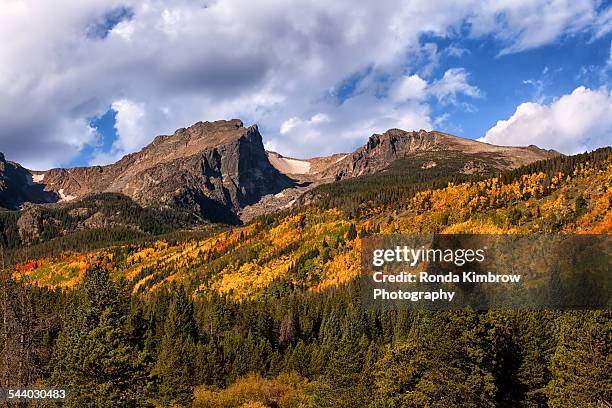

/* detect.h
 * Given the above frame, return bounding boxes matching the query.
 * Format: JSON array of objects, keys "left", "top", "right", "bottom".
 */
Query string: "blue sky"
[
  {"left": 1, "top": 0, "right": 611, "bottom": 169},
  {"left": 415, "top": 32, "right": 611, "bottom": 138},
  {"left": 81, "top": 30, "right": 611, "bottom": 168}
]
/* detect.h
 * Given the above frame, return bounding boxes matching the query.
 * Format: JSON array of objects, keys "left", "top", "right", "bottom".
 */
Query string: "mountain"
[
  {"left": 0, "top": 121, "right": 558, "bottom": 226},
  {"left": 0, "top": 152, "right": 58, "bottom": 210},
  {"left": 268, "top": 128, "right": 558, "bottom": 181},
  {"left": 254, "top": 128, "right": 558, "bottom": 220},
  {"left": 8, "top": 147, "right": 610, "bottom": 407},
  {"left": 20, "top": 148, "right": 611, "bottom": 295},
  {"left": 31, "top": 120, "right": 296, "bottom": 223}
]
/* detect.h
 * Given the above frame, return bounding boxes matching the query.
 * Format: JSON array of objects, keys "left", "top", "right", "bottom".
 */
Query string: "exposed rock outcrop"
[
  {"left": 0, "top": 154, "right": 57, "bottom": 210},
  {"left": 308, "top": 129, "right": 557, "bottom": 181},
  {"left": 38, "top": 120, "right": 295, "bottom": 223},
  {"left": 1, "top": 121, "right": 559, "bottom": 225}
]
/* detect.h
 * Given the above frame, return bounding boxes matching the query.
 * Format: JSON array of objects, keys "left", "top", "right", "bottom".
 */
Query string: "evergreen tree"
[
  {"left": 371, "top": 312, "right": 497, "bottom": 408},
  {"left": 515, "top": 311, "right": 559, "bottom": 407},
  {"left": 346, "top": 223, "right": 357, "bottom": 240},
  {"left": 48, "top": 265, "right": 140, "bottom": 407},
  {"left": 547, "top": 311, "right": 611, "bottom": 407},
  {"left": 152, "top": 286, "right": 197, "bottom": 406}
]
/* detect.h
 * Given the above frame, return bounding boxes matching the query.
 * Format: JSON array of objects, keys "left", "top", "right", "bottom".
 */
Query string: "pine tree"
[
  {"left": 372, "top": 311, "right": 497, "bottom": 408},
  {"left": 515, "top": 311, "right": 559, "bottom": 407},
  {"left": 547, "top": 311, "right": 611, "bottom": 407},
  {"left": 346, "top": 223, "right": 357, "bottom": 240},
  {"left": 48, "top": 265, "right": 139, "bottom": 407},
  {"left": 153, "top": 286, "right": 197, "bottom": 406}
]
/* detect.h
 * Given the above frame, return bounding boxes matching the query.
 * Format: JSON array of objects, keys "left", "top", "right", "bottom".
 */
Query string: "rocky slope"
[
  {"left": 0, "top": 153, "right": 58, "bottom": 210},
  {"left": 243, "top": 128, "right": 559, "bottom": 222},
  {"left": 1, "top": 122, "right": 558, "bottom": 225},
  {"left": 35, "top": 120, "right": 295, "bottom": 223},
  {"left": 268, "top": 128, "right": 558, "bottom": 182}
]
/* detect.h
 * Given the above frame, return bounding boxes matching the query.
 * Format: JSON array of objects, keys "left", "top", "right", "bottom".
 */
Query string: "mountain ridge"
[
  {"left": 24, "top": 119, "right": 296, "bottom": 223},
  {"left": 1, "top": 119, "right": 559, "bottom": 224},
  {"left": 266, "top": 128, "right": 558, "bottom": 181}
]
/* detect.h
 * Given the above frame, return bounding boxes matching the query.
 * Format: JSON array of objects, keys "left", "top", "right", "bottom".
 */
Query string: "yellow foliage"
[
  {"left": 16, "top": 155, "right": 612, "bottom": 298},
  {"left": 442, "top": 219, "right": 515, "bottom": 234},
  {"left": 212, "top": 257, "right": 293, "bottom": 299},
  {"left": 192, "top": 372, "right": 308, "bottom": 408},
  {"left": 312, "top": 240, "right": 360, "bottom": 292}
]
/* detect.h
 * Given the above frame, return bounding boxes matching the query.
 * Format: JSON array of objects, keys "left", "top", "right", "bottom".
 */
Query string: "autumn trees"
[
  {"left": 0, "top": 148, "right": 609, "bottom": 406},
  {"left": 49, "top": 265, "right": 145, "bottom": 407}
]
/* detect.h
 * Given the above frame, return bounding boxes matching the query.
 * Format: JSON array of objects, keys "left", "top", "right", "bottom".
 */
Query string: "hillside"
[
  {"left": 39, "top": 120, "right": 296, "bottom": 223},
  {"left": 1, "top": 120, "right": 296, "bottom": 224},
  {"left": 313, "top": 128, "right": 558, "bottom": 181},
  {"left": 0, "top": 121, "right": 557, "bottom": 228},
  {"left": 0, "top": 193, "right": 203, "bottom": 251},
  {"left": 16, "top": 148, "right": 610, "bottom": 296},
  {"left": 3, "top": 148, "right": 610, "bottom": 408},
  {"left": 0, "top": 153, "right": 58, "bottom": 209},
  {"left": 268, "top": 129, "right": 558, "bottom": 182}
]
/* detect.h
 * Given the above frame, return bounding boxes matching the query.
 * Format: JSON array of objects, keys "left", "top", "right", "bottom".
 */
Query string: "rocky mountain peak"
[
  {"left": 135, "top": 119, "right": 254, "bottom": 164},
  {"left": 0, "top": 120, "right": 560, "bottom": 223},
  {"left": 0, "top": 153, "right": 57, "bottom": 210},
  {"left": 365, "top": 129, "right": 443, "bottom": 154},
  {"left": 25, "top": 119, "right": 294, "bottom": 223},
  {"left": 304, "top": 128, "right": 558, "bottom": 181}
]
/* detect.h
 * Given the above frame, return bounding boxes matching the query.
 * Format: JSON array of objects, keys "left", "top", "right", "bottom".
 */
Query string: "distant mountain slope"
[
  {"left": 0, "top": 193, "right": 200, "bottom": 248},
  {"left": 33, "top": 120, "right": 295, "bottom": 223},
  {"left": 1, "top": 120, "right": 558, "bottom": 225},
  {"left": 253, "top": 129, "right": 559, "bottom": 221},
  {"left": 17, "top": 148, "right": 610, "bottom": 295},
  {"left": 268, "top": 128, "right": 558, "bottom": 181},
  {"left": 299, "top": 150, "right": 500, "bottom": 215},
  {"left": 0, "top": 153, "right": 58, "bottom": 209}
]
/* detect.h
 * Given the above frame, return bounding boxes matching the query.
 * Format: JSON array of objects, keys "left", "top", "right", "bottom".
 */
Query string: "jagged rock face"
[
  {"left": 323, "top": 129, "right": 444, "bottom": 180},
  {"left": 16, "top": 205, "right": 43, "bottom": 243},
  {"left": 2, "top": 121, "right": 559, "bottom": 224},
  {"left": 39, "top": 119, "right": 295, "bottom": 223},
  {"left": 312, "top": 129, "right": 558, "bottom": 181},
  {"left": 0, "top": 154, "right": 57, "bottom": 210}
]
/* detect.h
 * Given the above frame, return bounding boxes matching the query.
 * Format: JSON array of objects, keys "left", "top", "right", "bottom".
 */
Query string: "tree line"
[{"left": 1, "top": 265, "right": 609, "bottom": 407}]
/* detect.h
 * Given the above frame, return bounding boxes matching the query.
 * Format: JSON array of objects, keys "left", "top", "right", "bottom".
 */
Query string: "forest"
[{"left": 0, "top": 148, "right": 610, "bottom": 407}]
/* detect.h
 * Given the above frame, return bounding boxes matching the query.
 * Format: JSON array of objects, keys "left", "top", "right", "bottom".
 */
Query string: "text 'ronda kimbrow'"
[
  {"left": 360, "top": 234, "right": 611, "bottom": 310},
  {"left": 370, "top": 246, "right": 521, "bottom": 303}
]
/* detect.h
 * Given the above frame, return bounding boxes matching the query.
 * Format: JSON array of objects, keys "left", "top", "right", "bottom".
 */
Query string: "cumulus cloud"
[
  {"left": 266, "top": 91, "right": 435, "bottom": 157},
  {"left": 89, "top": 99, "right": 148, "bottom": 164},
  {"left": 391, "top": 69, "right": 481, "bottom": 104},
  {"left": 280, "top": 114, "right": 330, "bottom": 135},
  {"left": 0, "top": 0, "right": 608, "bottom": 167},
  {"left": 429, "top": 68, "right": 482, "bottom": 103},
  {"left": 480, "top": 86, "right": 612, "bottom": 153},
  {"left": 392, "top": 75, "right": 428, "bottom": 102}
]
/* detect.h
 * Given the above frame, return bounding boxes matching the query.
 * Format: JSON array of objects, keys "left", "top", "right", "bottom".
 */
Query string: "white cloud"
[
  {"left": 111, "top": 99, "right": 147, "bottom": 152},
  {"left": 468, "top": 0, "right": 599, "bottom": 54},
  {"left": 0, "top": 0, "right": 608, "bottom": 168},
  {"left": 264, "top": 92, "right": 435, "bottom": 157},
  {"left": 280, "top": 117, "right": 301, "bottom": 135},
  {"left": 594, "top": 5, "right": 612, "bottom": 38},
  {"left": 445, "top": 45, "right": 470, "bottom": 58},
  {"left": 480, "top": 86, "right": 612, "bottom": 153},
  {"left": 391, "top": 69, "right": 481, "bottom": 104},
  {"left": 430, "top": 68, "right": 482, "bottom": 103},
  {"left": 310, "top": 113, "right": 330, "bottom": 124},
  {"left": 89, "top": 99, "right": 150, "bottom": 165},
  {"left": 392, "top": 75, "right": 428, "bottom": 101},
  {"left": 279, "top": 115, "right": 330, "bottom": 138}
]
